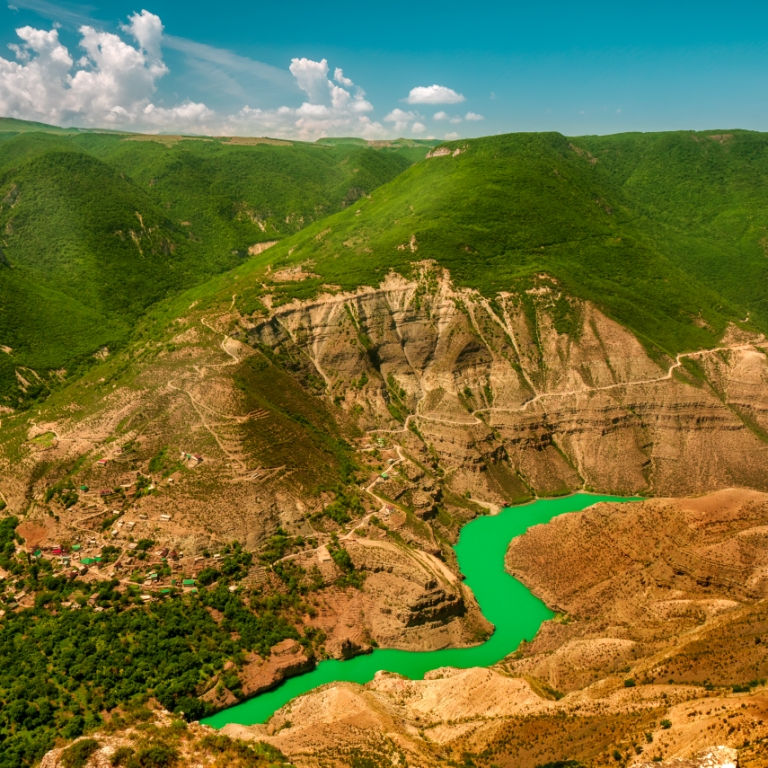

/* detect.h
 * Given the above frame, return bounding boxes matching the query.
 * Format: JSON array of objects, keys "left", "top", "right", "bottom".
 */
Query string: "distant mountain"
[{"left": 0, "top": 119, "right": 431, "bottom": 406}]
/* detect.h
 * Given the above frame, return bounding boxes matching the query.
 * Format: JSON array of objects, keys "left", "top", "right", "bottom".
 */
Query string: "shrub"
[{"left": 61, "top": 739, "right": 100, "bottom": 768}]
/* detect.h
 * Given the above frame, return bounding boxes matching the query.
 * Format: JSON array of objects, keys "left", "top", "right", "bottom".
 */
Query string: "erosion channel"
[{"left": 202, "top": 493, "right": 638, "bottom": 728}]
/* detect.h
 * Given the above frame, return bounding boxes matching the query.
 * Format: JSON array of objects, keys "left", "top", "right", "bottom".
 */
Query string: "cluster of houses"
[
  {"left": 24, "top": 538, "right": 212, "bottom": 600},
  {"left": 6, "top": 451, "right": 230, "bottom": 610}
]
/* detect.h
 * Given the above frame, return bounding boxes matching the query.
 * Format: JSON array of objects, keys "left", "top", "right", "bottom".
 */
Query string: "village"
[
  {"left": 0, "top": 449, "right": 251, "bottom": 613},
  {"left": 0, "top": 423, "right": 447, "bottom": 622}
]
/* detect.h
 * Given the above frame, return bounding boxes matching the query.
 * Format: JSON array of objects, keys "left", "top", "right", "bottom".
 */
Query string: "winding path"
[
  {"left": 167, "top": 296, "right": 253, "bottom": 475},
  {"left": 370, "top": 341, "right": 761, "bottom": 433}
]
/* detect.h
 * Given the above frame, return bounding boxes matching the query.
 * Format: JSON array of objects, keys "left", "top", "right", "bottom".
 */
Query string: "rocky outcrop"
[
  {"left": 403, "top": 578, "right": 465, "bottom": 626},
  {"left": 239, "top": 638, "right": 314, "bottom": 697},
  {"left": 246, "top": 267, "right": 768, "bottom": 500},
  {"left": 302, "top": 537, "right": 491, "bottom": 654}
]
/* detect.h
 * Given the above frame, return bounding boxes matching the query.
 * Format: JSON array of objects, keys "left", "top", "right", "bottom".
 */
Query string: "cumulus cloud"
[
  {"left": 433, "top": 110, "right": 466, "bottom": 124},
  {"left": 0, "top": 11, "right": 175, "bottom": 127},
  {"left": 0, "top": 10, "right": 473, "bottom": 140},
  {"left": 383, "top": 108, "right": 424, "bottom": 134},
  {"left": 445, "top": 131, "right": 460, "bottom": 140},
  {"left": 465, "top": 111, "right": 484, "bottom": 121},
  {"left": 290, "top": 57, "right": 332, "bottom": 104},
  {"left": 333, "top": 67, "right": 353, "bottom": 88},
  {"left": 406, "top": 84, "right": 465, "bottom": 105}
]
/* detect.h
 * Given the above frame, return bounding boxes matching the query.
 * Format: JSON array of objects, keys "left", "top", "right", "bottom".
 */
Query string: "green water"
[{"left": 202, "top": 493, "right": 635, "bottom": 728}]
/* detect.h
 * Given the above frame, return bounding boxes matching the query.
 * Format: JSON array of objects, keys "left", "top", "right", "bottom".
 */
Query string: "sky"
[{"left": 1, "top": 0, "right": 768, "bottom": 140}]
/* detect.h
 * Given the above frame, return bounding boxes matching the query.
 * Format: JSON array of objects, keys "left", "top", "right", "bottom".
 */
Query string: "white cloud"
[
  {"left": 123, "top": 9, "right": 164, "bottom": 64},
  {"left": 290, "top": 57, "right": 331, "bottom": 104},
  {"left": 333, "top": 67, "right": 353, "bottom": 88},
  {"left": 0, "top": 13, "right": 170, "bottom": 127},
  {"left": 406, "top": 84, "right": 464, "bottom": 105},
  {"left": 0, "top": 10, "right": 473, "bottom": 141},
  {"left": 433, "top": 111, "right": 478, "bottom": 124},
  {"left": 445, "top": 131, "right": 460, "bottom": 140},
  {"left": 383, "top": 107, "right": 420, "bottom": 133}
]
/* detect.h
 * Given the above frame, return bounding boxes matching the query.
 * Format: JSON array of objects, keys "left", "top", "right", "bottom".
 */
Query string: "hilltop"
[
  {"left": 252, "top": 129, "right": 768, "bottom": 356},
  {"left": 5, "top": 125, "right": 768, "bottom": 408}
]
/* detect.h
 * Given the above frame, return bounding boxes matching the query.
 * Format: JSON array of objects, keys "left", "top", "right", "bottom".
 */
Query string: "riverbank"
[{"left": 202, "top": 493, "right": 636, "bottom": 728}]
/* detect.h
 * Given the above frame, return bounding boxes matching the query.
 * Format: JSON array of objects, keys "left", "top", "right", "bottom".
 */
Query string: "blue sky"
[{"left": 1, "top": 0, "right": 767, "bottom": 139}]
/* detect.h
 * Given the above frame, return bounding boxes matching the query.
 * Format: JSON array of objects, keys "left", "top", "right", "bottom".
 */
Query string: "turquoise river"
[{"left": 202, "top": 493, "right": 636, "bottom": 728}]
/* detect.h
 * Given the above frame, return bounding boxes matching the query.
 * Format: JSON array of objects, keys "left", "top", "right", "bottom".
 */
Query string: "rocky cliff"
[{"left": 245, "top": 265, "right": 768, "bottom": 501}]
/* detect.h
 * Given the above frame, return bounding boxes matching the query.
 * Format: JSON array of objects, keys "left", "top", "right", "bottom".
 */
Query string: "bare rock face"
[
  {"left": 247, "top": 267, "right": 768, "bottom": 500},
  {"left": 302, "top": 537, "right": 491, "bottom": 654},
  {"left": 239, "top": 638, "right": 314, "bottom": 697},
  {"left": 504, "top": 489, "right": 768, "bottom": 692}
]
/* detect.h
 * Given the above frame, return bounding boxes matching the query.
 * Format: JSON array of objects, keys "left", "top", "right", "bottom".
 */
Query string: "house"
[{"left": 182, "top": 578, "right": 196, "bottom": 587}]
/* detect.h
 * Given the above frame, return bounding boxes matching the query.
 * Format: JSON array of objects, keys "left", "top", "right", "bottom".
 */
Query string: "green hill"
[
  {"left": 0, "top": 121, "right": 427, "bottom": 406},
  {"left": 4, "top": 123, "right": 768, "bottom": 407},
  {"left": 250, "top": 130, "right": 768, "bottom": 356}
]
